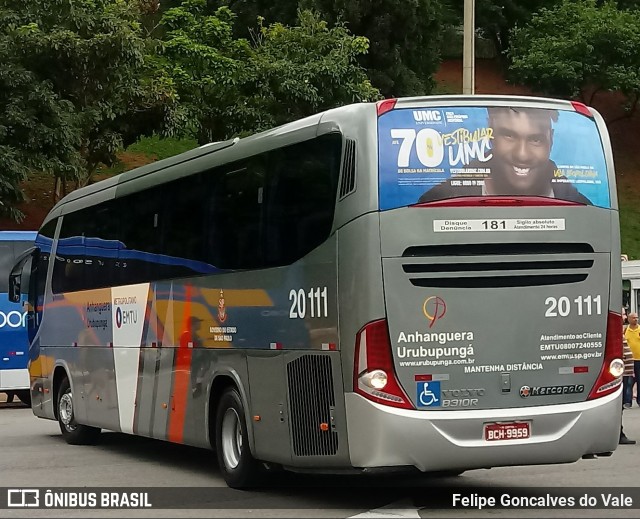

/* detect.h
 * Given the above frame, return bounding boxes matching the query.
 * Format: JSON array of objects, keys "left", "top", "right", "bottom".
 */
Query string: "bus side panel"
[
  {"left": 247, "top": 352, "right": 291, "bottom": 463},
  {"left": 247, "top": 350, "right": 348, "bottom": 468},
  {"left": 336, "top": 212, "right": 386, "bottom": 394}
]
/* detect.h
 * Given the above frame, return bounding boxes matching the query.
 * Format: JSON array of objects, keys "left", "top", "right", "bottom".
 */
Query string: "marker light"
[
  {"left": 588, "top": 311, "right": 624, "bottom": 399},
  {"left": 361, "top": 369, "right": 388, "bottom": 390},
  {"left": 609, "top": 358, "right": 624, "bottom": 378},
  {"left": 376, "top": 99, "right": 397, "bottom": 117}
]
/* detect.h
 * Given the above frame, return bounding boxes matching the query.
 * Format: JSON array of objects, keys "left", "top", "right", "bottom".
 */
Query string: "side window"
[
  {"left": 12, "top": 241, "right": 33, "bottom": 296},
  {"left": 161, "top": 173, "right": 214, "bottom": 278},
  {"left": 264, "top": 133, "right": 342, "bottom": 266},
  {"left": 208, "top": 158, "right": 266, "bottom": 270},
  {"left": 52, "top": 213, "right": 86, "bottom": 294},
  {"left": 29, "top": 220, "right": 56, "bottom": 341},
  {"left": 84, "top": 200, "right": 120, "bottom": 290},
  {"left": 118, "top": 188, "right": 163, "bottom": 285},
  {"left": 0, "top": 241, "right": 12, "bottom": 292}
]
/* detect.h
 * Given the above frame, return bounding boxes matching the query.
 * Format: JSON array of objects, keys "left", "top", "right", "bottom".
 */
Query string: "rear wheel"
[
  {"left": 215, "top": 387, "right": 262, "bottom": 488},
  {"left": 56, "top": 377, "right": 101, "bottom": 445}
]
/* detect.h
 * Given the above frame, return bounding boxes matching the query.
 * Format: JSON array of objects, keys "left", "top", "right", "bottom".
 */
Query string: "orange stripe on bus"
[{"left": 167, "top": 284, "right": 193, "bottom": 444}]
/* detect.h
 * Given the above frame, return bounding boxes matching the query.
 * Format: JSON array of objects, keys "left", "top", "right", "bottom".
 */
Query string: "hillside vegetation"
[{"left": 3, "top": 59, "right": 639, "bottom": 257}]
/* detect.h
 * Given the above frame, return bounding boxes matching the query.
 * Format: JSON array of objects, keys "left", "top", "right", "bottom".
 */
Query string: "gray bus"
[{"left": 10, "top": 95, "right": 623, "bottom": 488}]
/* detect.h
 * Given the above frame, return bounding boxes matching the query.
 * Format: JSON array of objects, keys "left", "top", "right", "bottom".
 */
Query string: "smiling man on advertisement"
[{"left": 417, "top": 107, "right": 593, "bottom": 204}]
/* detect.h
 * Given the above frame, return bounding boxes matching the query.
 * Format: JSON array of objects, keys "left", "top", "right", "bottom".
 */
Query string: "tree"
[
  {"left": 161, "top": 1, "right": 380, "bottom": 143},
  {"left": 508, "top": 0, "right": 640, "bottom": 114},
  {"left": 316, "top": 0, "right": 448, "bottom": 97},
  {"left": 0, "top": 49, "right": 81, "bottom": 221},
  {"left": 212, "top": 0, "right": 448, "bottom": 98},
  {"left": 161, "top": 1, "right": 254, "bottom": 143},
  {"left": 245, "top": 10, "right": 381, "bottom": 130},
  {"left": 0, "top": 0, "right": 179, "bottom": 204},
  {"left": 444, "top": 1, "right": 562, "bottom": 58}
]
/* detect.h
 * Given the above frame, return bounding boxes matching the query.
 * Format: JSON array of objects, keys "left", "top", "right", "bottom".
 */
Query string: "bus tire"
[
  {"left": 16, "top": 390, "right": 31, "bottom": 407},
  {"left": 215, "top": 387, "right": 262, "bottom": 488},
  {"left": 56, "top": 377, "right": 101, "bottom": 445}
]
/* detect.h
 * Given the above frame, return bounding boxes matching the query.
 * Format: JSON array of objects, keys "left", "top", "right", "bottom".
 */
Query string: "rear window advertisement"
[{"left": 378, "top": 106, "right": 610, "bottom": 210}]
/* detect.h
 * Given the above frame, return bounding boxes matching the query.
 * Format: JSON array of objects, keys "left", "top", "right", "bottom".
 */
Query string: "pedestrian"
[
  {"left": 624, "top": 312, "right": 640, "bottom": 407},
  {"left": 623, "top": 309, "right": 634, "bottom": 408},
  {"left": 621, "top": 309, "right": 636, "bottom": 444}
]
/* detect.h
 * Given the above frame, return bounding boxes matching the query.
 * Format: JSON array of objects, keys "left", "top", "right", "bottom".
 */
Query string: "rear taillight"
[
  {"left": 588, "top": 311, "right": 624, "bottom": 400},
  {"left": 571, "top": 101, "right": 593, "bottom": 118},
  {"left": 354, "top": 319, "right": 413, "bottom": 409},
  {"left": 376, "top": 99, "right": 397, "bottom": 117}
]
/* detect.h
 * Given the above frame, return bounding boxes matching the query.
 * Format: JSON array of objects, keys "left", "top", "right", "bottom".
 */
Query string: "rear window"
[{"left": 378, "top": 105, "right": 610, "bottom": 210}]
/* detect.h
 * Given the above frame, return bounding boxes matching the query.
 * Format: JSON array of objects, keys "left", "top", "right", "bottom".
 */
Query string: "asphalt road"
[{"left": 1, "top": 394, "right": 639, "bottom": 518}]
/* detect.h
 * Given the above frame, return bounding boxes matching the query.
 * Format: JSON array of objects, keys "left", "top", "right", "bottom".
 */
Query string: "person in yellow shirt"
[
  {"left": 624, "top": 313, "right": 640, "bottom": 407},
  {"left": 621, "top": 308, "right": 636, "bottom": 444}
]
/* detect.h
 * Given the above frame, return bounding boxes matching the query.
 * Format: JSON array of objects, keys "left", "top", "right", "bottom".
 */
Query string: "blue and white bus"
[{"left": 1, "top": 231, "right": 36, "bottom": 405}]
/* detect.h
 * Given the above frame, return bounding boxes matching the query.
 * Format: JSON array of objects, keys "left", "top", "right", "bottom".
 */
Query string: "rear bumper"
[
  {"left": 345, "top": 389, "right": 621, "bottom": 471},
  {"left": 0, "top": 368, "right": 29, "bottom": 390}
]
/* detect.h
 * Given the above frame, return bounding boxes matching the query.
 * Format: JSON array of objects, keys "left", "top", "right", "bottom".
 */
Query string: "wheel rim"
[
  {"left": 59, "top": 391, "right": 76, "bottom": 431},
  {"left": 221, "top": 408, "right": 242, "bottom": 470}
]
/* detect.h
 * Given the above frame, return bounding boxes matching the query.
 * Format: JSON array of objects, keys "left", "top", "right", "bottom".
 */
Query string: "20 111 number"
[
  {"left": 289, "top": 287, "right": 328, "bottom": 319},
  {"left": 544, "top": 295, "right": 602, "bottom": 317}
]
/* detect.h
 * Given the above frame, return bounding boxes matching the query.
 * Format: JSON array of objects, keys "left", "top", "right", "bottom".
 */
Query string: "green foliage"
[
  {"left": 127, "top": 135, "right": 198, "bottom": 159},
  {"left": 319, "top": 0, "right": 446, "bottom": 97},
  {"left": 508, "top": 0, "right": 640, "bottom": 103},
  {"left": 445, "top": 1, "right": 561, "bottom": 57},
  {"left": 0, "top": 0, "right": 180, "bottom": 213},
  {"left": 162, "top": 4, "right": 380, "bottom": 143},
  {"left": 0, "top": 2, "right": 81, "bottom": 219},
  {"left": 214, "top": 0, "right": 448, "bottom": 97},
  {"left": 620, "top": 197, "right": 640, "bottom": 260},
  {"left": 246, "top": 11, "right": 381, "bottom": 129}
]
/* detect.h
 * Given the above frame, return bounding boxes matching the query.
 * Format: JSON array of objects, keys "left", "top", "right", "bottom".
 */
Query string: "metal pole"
[{"left": 462, "top": 0, "right": 475, "bottom": 95}]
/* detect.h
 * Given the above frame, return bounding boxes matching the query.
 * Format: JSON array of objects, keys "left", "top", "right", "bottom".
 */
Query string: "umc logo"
[{"left": 413, "top": 110, "right": 442, "bottom": 122}]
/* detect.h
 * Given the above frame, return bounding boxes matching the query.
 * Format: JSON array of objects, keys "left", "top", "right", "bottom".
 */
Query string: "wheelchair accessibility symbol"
[{"left": 416, "top": 381, "right": 441, "bottom": 407}]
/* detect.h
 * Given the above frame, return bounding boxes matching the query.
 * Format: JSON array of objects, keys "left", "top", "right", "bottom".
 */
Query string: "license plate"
[{"left": 484, "top": 421, "right": 531, "bottom": 442}]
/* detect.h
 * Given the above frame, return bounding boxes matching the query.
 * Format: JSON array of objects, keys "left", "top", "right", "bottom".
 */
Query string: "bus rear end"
[{"left": 347, "top": 96, "right": 622, "bottom": 473}]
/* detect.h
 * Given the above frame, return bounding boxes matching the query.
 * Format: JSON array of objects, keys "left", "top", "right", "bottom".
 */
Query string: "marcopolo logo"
[
  {"left": 0, "top": 310, "right": 27, "bottom": 329},
  {"left": 520, "top": 384, "right": 585, "bottom": 398}
]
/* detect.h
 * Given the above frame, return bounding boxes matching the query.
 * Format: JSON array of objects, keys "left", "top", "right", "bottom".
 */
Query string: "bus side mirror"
[
  {"left": 9, "top": 246, "right": 37, "bottom": 303},
  {"left": 9, "top": 272, "right": 21, "bottom": 303}
]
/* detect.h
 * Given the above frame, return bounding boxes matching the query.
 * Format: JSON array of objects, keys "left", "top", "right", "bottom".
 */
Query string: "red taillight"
[
  {"left": 353, "top": 319, "right": 413, "bottom": 409},
  {"left": 571, "top": 101, "right": 593, "bottom": 118},
  {"left": 587, "top": 311, "right": 624, "bottom": 400},
  {"left": 376, "top": 99, "right": 397, "bottom": 117}
]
